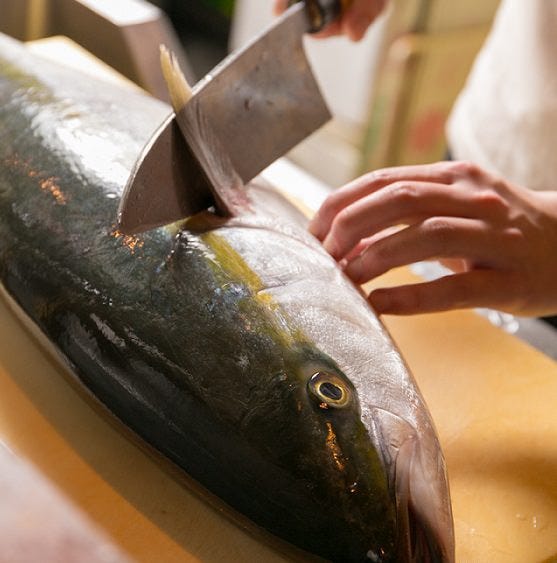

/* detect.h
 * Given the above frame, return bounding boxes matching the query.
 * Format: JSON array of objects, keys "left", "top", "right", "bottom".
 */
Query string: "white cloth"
[{"left": 446, "top": 0, "right": 557, "bottom": 191}]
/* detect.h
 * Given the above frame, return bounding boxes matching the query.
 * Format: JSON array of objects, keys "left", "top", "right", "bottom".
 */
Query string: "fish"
[{"left": 0, "top": 33, "right": 454, "bottom": 562}]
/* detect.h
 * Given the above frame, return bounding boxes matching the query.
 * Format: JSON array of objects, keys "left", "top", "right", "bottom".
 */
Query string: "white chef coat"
[{"left": 446, "top": 0, "right": 557, "bottom": 191}]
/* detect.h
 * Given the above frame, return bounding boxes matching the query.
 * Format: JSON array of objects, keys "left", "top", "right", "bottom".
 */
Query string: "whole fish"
[{"left": 0, "top": 34, "right": 454, "bottom": 562}]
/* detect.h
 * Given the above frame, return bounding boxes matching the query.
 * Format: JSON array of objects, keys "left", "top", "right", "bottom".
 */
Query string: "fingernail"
[{"left": 308, "top": 218, "right": 322, "bottom": 239}]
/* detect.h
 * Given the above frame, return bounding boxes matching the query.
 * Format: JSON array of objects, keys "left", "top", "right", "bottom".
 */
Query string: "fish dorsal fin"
[{"left": 160, "top": 46, "right": 247, "bottom": 218}]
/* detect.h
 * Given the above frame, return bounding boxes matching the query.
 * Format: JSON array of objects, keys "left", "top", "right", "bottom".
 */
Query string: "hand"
[
  {"left": 273, "top": 0, "right": 387, "bottom": 41},
  {"left": 309, "top": 161, "right": 557, "bottom": 317}
]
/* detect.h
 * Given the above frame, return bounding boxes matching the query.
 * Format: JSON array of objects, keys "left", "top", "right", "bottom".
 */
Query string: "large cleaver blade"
[{"left": 118, "top": 1, "right": 344, "bottom": 234}]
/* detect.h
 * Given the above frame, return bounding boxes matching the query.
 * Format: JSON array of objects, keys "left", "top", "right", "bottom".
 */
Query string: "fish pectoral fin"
[
  {"left": 394, "top": 435, "right": 455, "bottom": 563},
  {"left": 371, "top": 409, "right": 454, "bottom": 563}
]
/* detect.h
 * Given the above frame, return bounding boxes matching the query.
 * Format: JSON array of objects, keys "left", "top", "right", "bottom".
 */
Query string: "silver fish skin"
[{"left": 0, "top": 33, "right": 454, "bottom": 562}]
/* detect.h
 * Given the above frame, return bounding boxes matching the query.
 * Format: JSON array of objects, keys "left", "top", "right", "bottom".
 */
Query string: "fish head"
[
  {"left": 177, "top": 206, "right": 454, "bottom": 561},
  {"left": 277, "top": 348, "right": 398, "bottom": 562},
  {"left": 259, "top": 345, "right": 453, "bottom": 563}
]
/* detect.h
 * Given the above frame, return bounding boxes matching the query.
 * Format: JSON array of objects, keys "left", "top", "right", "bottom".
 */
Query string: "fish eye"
[{"left": 308, "top": 372, "right": 351, "bottom": 409}]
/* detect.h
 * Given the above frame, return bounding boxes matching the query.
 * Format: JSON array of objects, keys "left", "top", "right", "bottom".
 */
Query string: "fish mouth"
[{"left": 370, "top": 409, "right": 455, "bottom": 563}]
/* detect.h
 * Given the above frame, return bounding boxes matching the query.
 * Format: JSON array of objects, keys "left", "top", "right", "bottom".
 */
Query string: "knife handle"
[{"left": 288, "top": 0, "right": 353, "bottom": 33}]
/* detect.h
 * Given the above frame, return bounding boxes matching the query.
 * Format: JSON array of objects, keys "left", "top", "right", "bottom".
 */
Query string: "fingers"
[
  {"left": 343, "top": 217, "right": 507, "bottom": 283},
  {"left": 341, "top": 0, "right": 388, "bottom": 41},
  {"left": 274, "top": 0, "right": 388, "bottom": 41},
  {"left": 312, "top": 162, "right": 513, "bottom": 262},
  {"left": 322, "top": 181, "right": 508, "bottom": 261},
  {"left": 368, "top": 270, "right": 512, "bottom": 315},
  {"left": 310, "top": 162, "right": 459, "bottom": 241},
  {"left": 340, "top": 225, "right": 402, "bottom": 263},
  {"left": 320, "top": 181, "right": 462, "bottom": 260}
]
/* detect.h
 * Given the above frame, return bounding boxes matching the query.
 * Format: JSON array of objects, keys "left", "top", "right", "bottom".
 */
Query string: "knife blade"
[{"left": 118, "top": 0, "right": 348, "bottom": 234}]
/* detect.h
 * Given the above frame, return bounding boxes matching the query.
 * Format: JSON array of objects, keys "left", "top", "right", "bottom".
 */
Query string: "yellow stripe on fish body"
[{"left": 199, "top": 229, "right": 308, "bottom": 350}]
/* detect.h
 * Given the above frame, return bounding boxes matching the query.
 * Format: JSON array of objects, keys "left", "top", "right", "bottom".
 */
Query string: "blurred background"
[{"left": 0, "top": 0, "right": 501, "bottom": 189}]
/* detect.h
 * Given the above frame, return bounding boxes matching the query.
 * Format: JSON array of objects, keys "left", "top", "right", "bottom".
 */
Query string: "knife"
[{"left": 118, "top": 0, "right": 352, "bottom": 234}]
